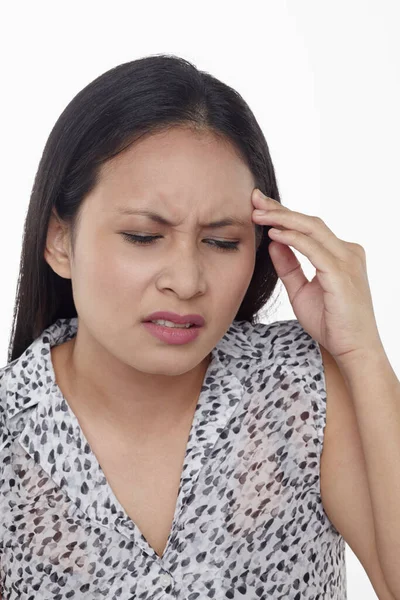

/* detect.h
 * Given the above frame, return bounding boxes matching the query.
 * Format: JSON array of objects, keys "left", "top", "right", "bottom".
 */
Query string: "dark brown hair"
[{"left": 7, "top": 53, "right": 282, "bottom": 364}]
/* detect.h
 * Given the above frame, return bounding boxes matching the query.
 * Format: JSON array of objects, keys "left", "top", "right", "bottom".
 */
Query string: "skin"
[{"left": 44, "top": 126, "right": 259, "bottom": 444}]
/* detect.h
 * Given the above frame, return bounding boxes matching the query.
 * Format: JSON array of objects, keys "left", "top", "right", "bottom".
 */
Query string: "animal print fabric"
[{"left": 0, "top": 317, "right": 347, "bottom": 599}]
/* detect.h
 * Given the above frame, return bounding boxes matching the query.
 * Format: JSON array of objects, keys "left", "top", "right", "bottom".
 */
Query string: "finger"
[
  {"left": 268, "top": 228, "right": 342, "bottom": 295},
  {"left": 253, "top": 209, "right": 349, "bottom": 261}
]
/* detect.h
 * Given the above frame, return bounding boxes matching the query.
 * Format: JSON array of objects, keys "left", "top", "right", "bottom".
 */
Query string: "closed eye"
[{"left": 121, "top": 233, "right": 240, "bottom": 252}]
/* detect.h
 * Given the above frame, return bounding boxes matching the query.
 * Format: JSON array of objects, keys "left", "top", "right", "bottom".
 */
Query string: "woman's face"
[{"left": 46, "top": 126, "right": 259, "bottom": 376}]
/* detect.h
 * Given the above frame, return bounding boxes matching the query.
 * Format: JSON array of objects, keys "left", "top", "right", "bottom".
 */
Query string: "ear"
[{"left": 43, "top": 208, "right": 73, "bottom": 280}]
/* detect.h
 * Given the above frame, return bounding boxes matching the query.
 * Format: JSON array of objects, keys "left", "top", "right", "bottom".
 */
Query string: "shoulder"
[
  {"left": 0, "top": 358, "right": 20, "bottom": 453},
  {"left": 0, "top": 363, "right": 12, "bottom": 453},
  {"left": 242, "top": 318, "right": 328, "bottom": 443},
  {"left": 243, "top": 318, "right": 323, "bottom": 369}
]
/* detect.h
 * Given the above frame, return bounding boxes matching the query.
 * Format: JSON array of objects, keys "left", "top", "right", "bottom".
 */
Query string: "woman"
[{"left": 0, "top": 54, "right": 355, "bottom": 599}]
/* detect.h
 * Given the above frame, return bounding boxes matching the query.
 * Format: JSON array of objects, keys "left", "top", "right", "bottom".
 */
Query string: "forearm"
[{"left": 337, "top": 346, "right": 400, "bottom": 598}]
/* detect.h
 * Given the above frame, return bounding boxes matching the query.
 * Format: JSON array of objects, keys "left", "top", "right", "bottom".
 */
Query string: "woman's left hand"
[{"left": 251, "top": 188, "right": 383, "bottom": 364}]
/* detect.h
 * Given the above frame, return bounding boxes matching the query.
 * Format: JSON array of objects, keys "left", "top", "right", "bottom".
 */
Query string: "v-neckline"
[{"left": 14, "top": 317, "right": 249, "bottom": 567}]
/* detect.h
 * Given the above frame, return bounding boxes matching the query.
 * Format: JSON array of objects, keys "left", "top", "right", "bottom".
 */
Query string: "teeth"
[{"left": 151, "top": 319, "right": 193, "bottom": 329}]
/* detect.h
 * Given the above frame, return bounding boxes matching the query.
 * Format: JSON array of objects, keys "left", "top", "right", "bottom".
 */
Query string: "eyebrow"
[{"left": 116, "top": 208, "right": 249, "bottom": 229}]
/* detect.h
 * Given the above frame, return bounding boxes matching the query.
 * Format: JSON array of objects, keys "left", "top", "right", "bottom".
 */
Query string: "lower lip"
[{"left": 142, "top": 322, "right": 202, "bottom": 345}]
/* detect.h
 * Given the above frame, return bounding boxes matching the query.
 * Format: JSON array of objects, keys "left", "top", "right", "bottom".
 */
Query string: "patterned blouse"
[{"left": 0, "top": 316, "right": 347, "bottom": 599}]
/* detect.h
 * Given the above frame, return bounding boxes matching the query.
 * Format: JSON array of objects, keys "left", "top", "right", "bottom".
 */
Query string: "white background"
[{"left": 1, "top": 1, "right": 399, "bottom": 597}]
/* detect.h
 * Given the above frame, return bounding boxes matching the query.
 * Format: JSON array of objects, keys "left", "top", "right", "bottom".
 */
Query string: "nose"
[{"left": 156, "top": 247, "right": 207, "bottom": 298}]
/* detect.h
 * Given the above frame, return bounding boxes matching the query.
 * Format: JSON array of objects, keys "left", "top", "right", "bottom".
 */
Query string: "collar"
[{"left": 3, "top": 316, "right": 259, "bottom": 436}]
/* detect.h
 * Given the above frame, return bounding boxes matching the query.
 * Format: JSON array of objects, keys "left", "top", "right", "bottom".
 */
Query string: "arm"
[
  {"left": 335, "top": 345, "right": 400, "bottom": 599},
  {"left": 319, "top": 343, "right": 397, "bottom": 599}
]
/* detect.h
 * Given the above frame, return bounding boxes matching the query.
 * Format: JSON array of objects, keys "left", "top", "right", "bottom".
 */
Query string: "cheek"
[
  {"left": 73, "top": 236, "right": 144, "bottom": 303},
  {"left": 214, "top": 251, "right": 256, "bottom": 299},
  {"left": 239, "top": 250, "right": 257, "bottom": 296},
  {"left": 97, "top": 249, "right": 149, "bottom": 300}
]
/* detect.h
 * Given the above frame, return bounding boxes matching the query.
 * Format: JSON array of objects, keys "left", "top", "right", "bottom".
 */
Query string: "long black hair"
[{"left": 7, "top": 53, "right": 283, "bottom": 364}]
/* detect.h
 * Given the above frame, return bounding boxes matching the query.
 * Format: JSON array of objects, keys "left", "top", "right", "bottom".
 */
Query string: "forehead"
[{"left": 94, "top": 128, "right": 255, "bottom": 214}]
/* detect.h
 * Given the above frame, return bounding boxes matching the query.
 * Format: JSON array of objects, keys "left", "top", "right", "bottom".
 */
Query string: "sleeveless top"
[{"left": 0, "top": 317, "right": 347, "bottom": 599}]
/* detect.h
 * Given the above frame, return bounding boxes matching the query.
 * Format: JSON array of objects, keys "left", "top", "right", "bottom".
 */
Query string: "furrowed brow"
[{"left": 116, "top": 208, "right": 248, "bottom": 229}]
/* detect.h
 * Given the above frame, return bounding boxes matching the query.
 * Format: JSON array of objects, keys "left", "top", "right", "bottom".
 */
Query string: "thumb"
[{"left": 268, "top": 241, "right": 308, "bottom": 300}]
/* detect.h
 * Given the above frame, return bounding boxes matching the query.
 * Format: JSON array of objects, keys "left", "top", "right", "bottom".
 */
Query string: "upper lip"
[{"left": 143, "top": 311, "right": 205, "bottom": 326}]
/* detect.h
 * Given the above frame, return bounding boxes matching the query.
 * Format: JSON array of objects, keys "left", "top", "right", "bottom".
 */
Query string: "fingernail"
[
  {"left": 253, "top": 209, "right": 266, "bottom": 216},
  {"left": 254, "top": 189, "right": 266, "bottom": 200}
]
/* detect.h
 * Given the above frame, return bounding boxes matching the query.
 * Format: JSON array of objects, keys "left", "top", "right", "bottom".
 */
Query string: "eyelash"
[{"left": 121, "top": 233, "right": 240, "bottom": 252}]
